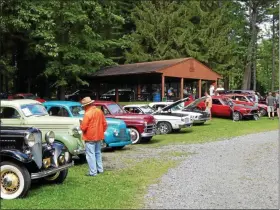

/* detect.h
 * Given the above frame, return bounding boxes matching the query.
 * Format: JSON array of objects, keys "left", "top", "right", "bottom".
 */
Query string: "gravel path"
[{"left": 144, "top": 131, "right": 279, "bottom": 209}]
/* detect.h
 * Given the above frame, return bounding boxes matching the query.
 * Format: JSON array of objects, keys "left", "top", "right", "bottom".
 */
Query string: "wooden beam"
[
  {"left": 198, "top": 79, "right": 202, "bottom": 98},
  {"left": 161, "top": 74, "right": 165, "bottom": 100},
  {"left": 180, "top": 78, "right": 184, "bottom": 99},
  {"left": 115, "top": 88, "right": 119, "bottom": 103},
  {"left": 137, "top": 83, "right": 141, "bottom": 100}
]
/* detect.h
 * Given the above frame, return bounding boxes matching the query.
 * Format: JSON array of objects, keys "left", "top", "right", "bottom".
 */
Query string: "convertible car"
[{"left": 188, "top": 96, "right": 260, "bottom": 121}]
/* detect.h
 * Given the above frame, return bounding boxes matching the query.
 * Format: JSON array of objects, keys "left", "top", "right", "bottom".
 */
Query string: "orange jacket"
[{"left": 80, "top": 106, "right": 107, "bottom": 141}]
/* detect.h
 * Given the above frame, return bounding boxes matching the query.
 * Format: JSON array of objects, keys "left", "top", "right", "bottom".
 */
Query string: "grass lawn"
[
  {"left": 145, "top": 117, "right": 278, "bottom": 147},
  {"left": 1, "top": 117, "right": 278, "bottom": 209}
]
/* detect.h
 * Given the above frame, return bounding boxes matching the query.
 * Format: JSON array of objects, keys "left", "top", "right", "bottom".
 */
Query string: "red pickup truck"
[{"left": 92, "top": 100, "right": 157, "bottom": 144}]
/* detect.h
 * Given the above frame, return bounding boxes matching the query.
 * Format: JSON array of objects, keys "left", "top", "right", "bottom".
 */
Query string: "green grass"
[
  {"left": 142, "top": 117, "right": 278, "bottom": 147},
  {"left": 1, "top": 159, "right": 177, "bottom": 209}
]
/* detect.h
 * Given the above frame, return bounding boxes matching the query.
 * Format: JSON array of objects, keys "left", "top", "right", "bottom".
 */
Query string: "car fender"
[
  {"left": 54, "top": 134, "right": 84, "bottom": 155},
  {"left": 1, "top": 149, "right": 33, "bottom": 164}
]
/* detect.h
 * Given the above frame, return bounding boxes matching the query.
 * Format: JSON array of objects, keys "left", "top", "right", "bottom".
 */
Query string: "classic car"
[
  {"left": 65, "top": 89, "right": 97, "bottom": 101},
  {"left": 0, "top": 99, "right": 85, "bottom": 159},
  {"left": 123, "top": 104, "right": 193, "bottom": 134},
  {"left": 100, "top": 89, "right": 134, "bottom": 102},
  {"left": 188, "top": 96, "right": 260, "bottom": 121},
  {"left": 224, "top": 94, "right": 268, "bottom": 116},
  {"left": 8, "top": 93, "right": 46, "bottom": 103},
  {"left": 0, "top": 126, "right": 73, "bottom": 199},
  {"left": 92, "top": 100, "right": 157, "bottom": 144},
  {"left": 43, "top": 101, "right": 132, "bottom": 149},
  {"left": 149, "top": 97, "right": 210, "bottom": 125}
]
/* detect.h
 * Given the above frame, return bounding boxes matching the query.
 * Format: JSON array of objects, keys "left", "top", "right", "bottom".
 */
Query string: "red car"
[
  {"left": 92, "top": 100, "right": 157, "bottom": 144},
  {"left": 224, "top": 94, "right": 268, "bottom": 116},
  {"left": 187, "top": 96, "right": 259, "bottom": 121},
  {"left": 8, "top": 93, "right": 46, "bottom": 103}
]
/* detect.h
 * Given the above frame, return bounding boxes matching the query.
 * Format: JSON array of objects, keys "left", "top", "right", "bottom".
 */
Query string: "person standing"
[
  {"left": 266, "top": 92, "right": 275, "bottom": 120},
  {"left": 80, "top": 97, "right": 108, "bottom": 176},
  {"left": 204, "top": 92, "right": 212, "bottom": 120},
  {"left": 275, "top": 92, "right": 280, "bottom": 118},
  {"left": 167, "top": 87, "right": 174, "bottom": 100},
  {"left": 209, "top": 83, "right": 215, "bottom": 96}
]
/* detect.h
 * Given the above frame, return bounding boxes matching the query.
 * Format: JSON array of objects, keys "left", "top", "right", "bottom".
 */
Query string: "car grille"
[
  {"left": 116, "top": 128, "right": 127, "bottom": 140},
  {"left": 145, "top": 124, "right": 156, "bottom": 133},
  {"left": 30, "top": 131, "right": 43, "bottom": 169}
]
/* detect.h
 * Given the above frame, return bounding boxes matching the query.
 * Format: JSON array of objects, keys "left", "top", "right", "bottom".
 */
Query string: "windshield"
[
  {"left": 140, "top": 106, "right": 155, "bottom": 114},
  {"left": 70, "top": 105, "right": 84, "bottom": 116},
  {"left": 221, "top": 98, "right": 232, "bottom": 105},
  {"left": 21, "top": 104, "right": 48, "bottom": 117},
  {"left": 171, "top": 102, "right": 184, "bottom": 111},
  {"left": 247, "top": 95, "right": 254, "bottom": 102},
  {"left": 107, "top": 104, "right": 125, "bottom": 114}
]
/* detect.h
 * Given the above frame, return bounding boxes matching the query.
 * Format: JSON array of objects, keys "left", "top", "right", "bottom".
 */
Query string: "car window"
[
  {"left": 48, "top": 107, "right": 61, "bottom": 116},
  {"left": 0, "top": 107, "right": 21, "bottom": 119},
  {"left": 96, "top": 105, "right": 110, "bottom": 115},
  {"left": 57, "top": 107, "right": 69, "bottom": 117},
  {"left": 139, "top": 106, "right": 154, "bottom": 114},
  {"left": 70, "top": 105, "right": 83, "bottom": 116},
  {"left": 20, "top": 104, "right": 48, "bottom": 117},
  {"left": 212, "top": 99, "right": 222, "bottom": 105},
  {"left": 107, "top": 104, "right": 124, "bottom": 114}
]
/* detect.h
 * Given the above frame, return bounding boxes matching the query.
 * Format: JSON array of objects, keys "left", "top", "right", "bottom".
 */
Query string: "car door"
[
  {"left": 0, "top": 106, "right": 24, "bottom": 126},
  {"left": 211, "top": 99, "right": 231, "bottom": 117}
]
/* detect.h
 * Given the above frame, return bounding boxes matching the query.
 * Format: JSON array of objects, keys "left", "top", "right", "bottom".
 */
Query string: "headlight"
[
  {"left": 73, "top": 126, "right": 82, "bottom": 137},
  {"left": 24, "top": 133, "right": 36, "bottom": 147},
  {"left": 64, "top": 152, "right": 70, "bottom": 162},
  {"left": 113, "top": 129, "right": 119, "bottom": 136},
  {"left": 45, "top": 131, "right": 55, "bottom": 144}
]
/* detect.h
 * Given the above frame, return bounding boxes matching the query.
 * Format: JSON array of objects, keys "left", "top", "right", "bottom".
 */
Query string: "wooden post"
[
  {"left": 198, "top": 79, "right": 202, "bottom": 98},
  {"left": 115, "top": 87, "right": 119, "bottom": 102},
  {"left": 180, "top": 78, "right": 184, "bottom": 99},
  {"left": 137, "top": 83, "right": 141, "bottom": 100},
  {"left": 161, "top": 74, "right": 165, "bottom": 100}
]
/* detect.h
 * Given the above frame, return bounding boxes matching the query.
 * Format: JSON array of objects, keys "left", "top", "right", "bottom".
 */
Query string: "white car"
[
  {"left": 149, "top": 97, "right": 210, "bottom": 124},
  {"left": 123, "top": 104, "right": 193, "bottom": 134}
]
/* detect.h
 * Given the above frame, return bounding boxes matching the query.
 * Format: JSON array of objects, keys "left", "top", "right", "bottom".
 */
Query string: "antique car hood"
[
  {"left": 25, "top": 115, "right": 80, "bottom": 128},
  {"left": 153, "top": 112, "right": 186, "bottom": 118},
  {"left": 0, "top": 126, "right": 33, "bottom": 136},
  {"left": 183, "top": 106, "right": 207, "bottom": 114},
  {"left": 258, "top": 103, "right": 267, "bottom": 108},
  {"left": 106, "top": 117, "right": 126, "bottom": 127},
  {"left": 154, "top": 97, "right": 190, "bottom": 113}
]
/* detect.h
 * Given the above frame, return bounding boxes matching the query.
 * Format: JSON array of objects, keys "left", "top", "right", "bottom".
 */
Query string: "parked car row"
[{"left": 0, "top": 91, "right": 265, "bottom": 199}]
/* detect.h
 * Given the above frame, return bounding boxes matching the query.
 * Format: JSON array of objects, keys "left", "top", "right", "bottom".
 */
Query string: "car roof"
[
  {"left": 1, "top": 99, "right": 41, "bottom": 106},
  {"left": 43, "top": 101, "right": 82, "bottom": 106}
]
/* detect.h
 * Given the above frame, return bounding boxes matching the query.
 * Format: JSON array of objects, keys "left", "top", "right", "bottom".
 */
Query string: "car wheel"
[
  {"left": 259, "top": 108, "right": 267, "bottom": 117},
  {"left": 129, "top": 128, "right": 141, "bottom": 144},
  {"left": 0, "top": 161, "right": 31, "bottom": 199},
  {"left": 44, "top": 169, "right": 68, "bottom": 184},
  {"left": 232, "top": 111, "right": 242, "bottom": 121},
  {"left": 157, "top": 122, "right": 172, "bottom": 134}
]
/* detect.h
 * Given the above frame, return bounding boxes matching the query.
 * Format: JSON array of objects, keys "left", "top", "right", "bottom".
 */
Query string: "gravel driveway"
[{"left": 144, "top": 131, "right": 279, "bottom": 209}]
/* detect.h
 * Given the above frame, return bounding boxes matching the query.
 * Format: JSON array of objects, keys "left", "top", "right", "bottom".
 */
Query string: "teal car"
[{"left": 43, "top": 101, "right": 132, "bottom": 149}]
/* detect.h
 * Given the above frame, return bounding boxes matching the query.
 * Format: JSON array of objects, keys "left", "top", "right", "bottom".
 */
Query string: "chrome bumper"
[
  {"left": 73, "top": 148, "right": 85, "bottom": 155},
  {"left": 31, "top": 162, "right": 74, "bottom": 179},
  {"left": 141, "top": 131, "right": 155, "bottom": 138}
]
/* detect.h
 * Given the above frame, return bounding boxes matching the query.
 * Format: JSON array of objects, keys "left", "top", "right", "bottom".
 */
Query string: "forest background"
[{"left": 0, "top": 0, "right": 279, "bottom": 99}]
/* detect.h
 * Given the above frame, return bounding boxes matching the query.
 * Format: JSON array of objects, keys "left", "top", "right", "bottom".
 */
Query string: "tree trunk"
[
  {"left": 59, "top": 86, "right": 65, "bottom": 100},
  {"left": 252, "top": 40, "right": 257, "bottom": 91},
  {"left": 271, "top": 12, "right": 275, "bottom": 91},
  {"left": 242, "top": 2, "right": 257, "bottom": 90}
]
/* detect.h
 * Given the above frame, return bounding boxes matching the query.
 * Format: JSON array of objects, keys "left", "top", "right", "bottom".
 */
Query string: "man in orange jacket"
[{"left": 80, "top": 97, "right": 107, "bottom": 176}]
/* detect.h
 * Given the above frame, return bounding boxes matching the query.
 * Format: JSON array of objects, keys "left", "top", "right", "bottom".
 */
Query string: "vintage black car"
[{"left": 0, "top": 126, "right": 73, "bottom": 199}]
